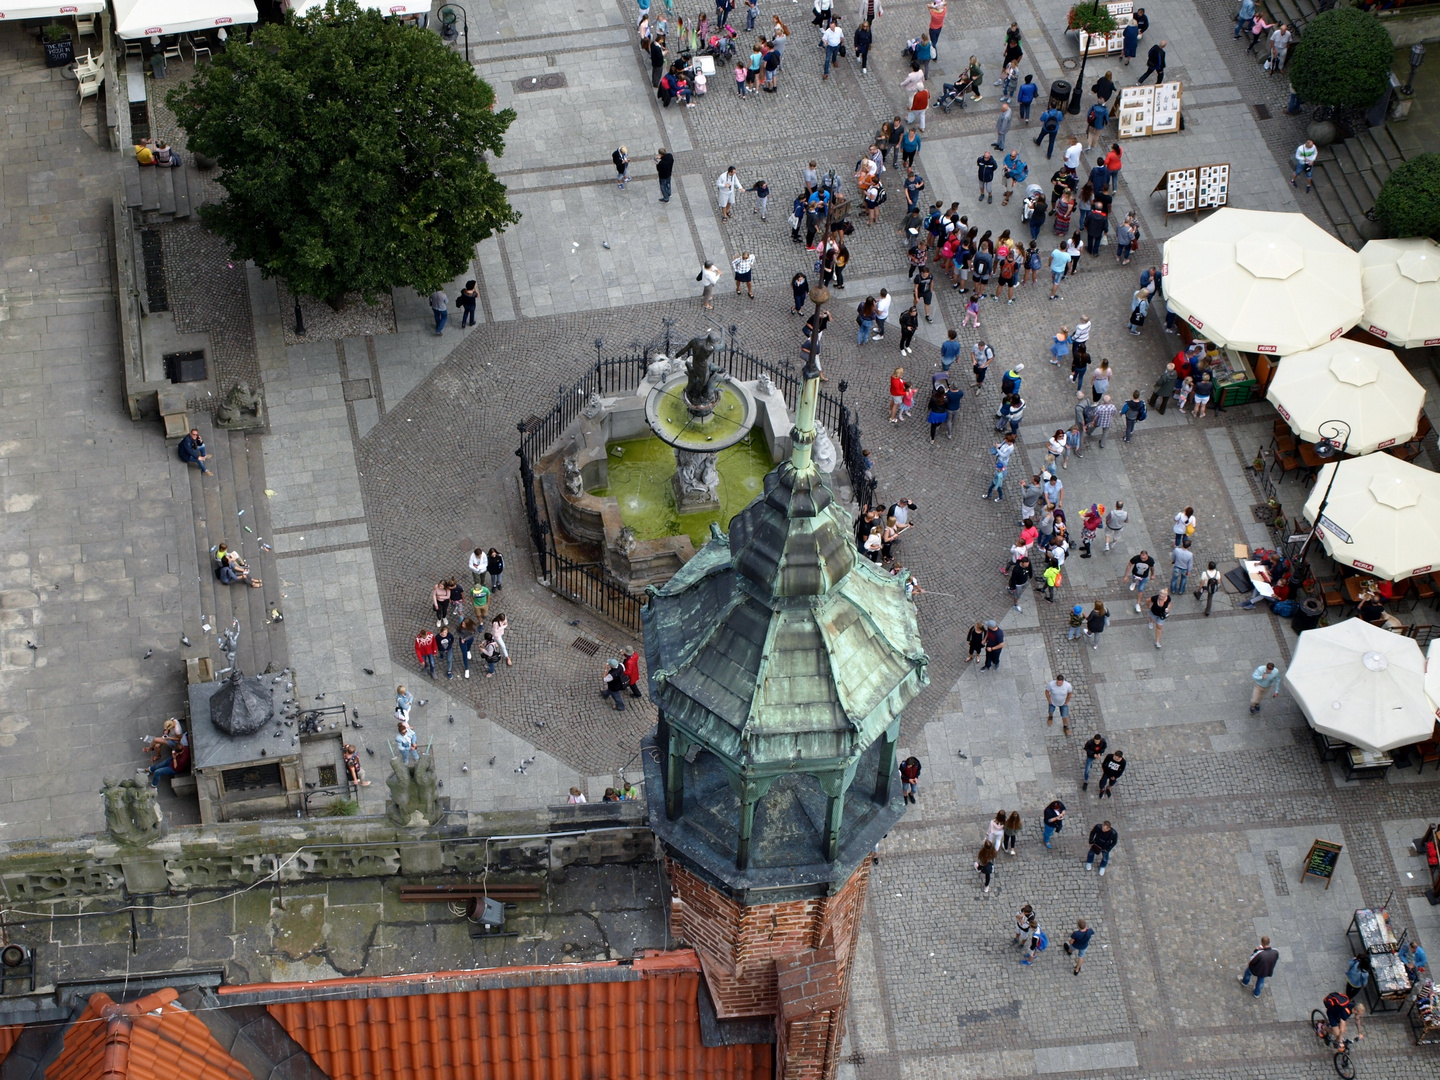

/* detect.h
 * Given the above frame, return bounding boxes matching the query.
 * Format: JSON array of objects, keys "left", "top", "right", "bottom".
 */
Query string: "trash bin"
[
  {"left": 1292, "top": 597, "right": 1324, "bottom": 634},
  {"left": 1049, "top": 80, "right": 1071, "bottom": 110}
]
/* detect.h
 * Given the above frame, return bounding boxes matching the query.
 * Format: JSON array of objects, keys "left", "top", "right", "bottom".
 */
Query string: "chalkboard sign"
[{"left": 1301, "top": 840, "right": 1343, "bottom": 889}]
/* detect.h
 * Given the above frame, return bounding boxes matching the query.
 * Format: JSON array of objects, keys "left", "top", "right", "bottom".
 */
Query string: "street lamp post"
[
  {"left": 1067, "top": 0, "right": 1104, "bottom": 115},
  {"left": 1296, "top": 419, "right": 1353, "bottom": 575},
  {"left": 1403, "top": 43, "right": 1425, "bottom": 95},
  {"left": 806, "top": 285, "right": 831, "bottom": 378},
  {"left": 438, "top": 3, "right": 469, "bottom": 64}
]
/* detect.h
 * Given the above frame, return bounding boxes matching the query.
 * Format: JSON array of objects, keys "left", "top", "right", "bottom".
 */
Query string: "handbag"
[{"left": 788, "top": 212, "right": 801, "bottom": 229}]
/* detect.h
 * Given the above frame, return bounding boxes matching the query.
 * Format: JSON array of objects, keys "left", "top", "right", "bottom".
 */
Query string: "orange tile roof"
[
  {"left": 46, "top": 988, "right": 251, "bottom": 1080},
  {"left": 0, "top": 1025, "right": 20, "bottom": 1062},
  {"left": 247, "top": 950, "right": 773, "bottom": 1080}
]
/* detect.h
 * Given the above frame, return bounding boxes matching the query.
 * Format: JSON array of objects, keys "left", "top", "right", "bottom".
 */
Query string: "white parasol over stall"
[
  {"left": 112, "top": 0, "right": 257, "bottom": 38},
  {"left": 1426, "top": 640, "right": 1440, "bottom": 723},
  {"left": 1161, "top": 208, "right": 1364, "bottom": 356},
  {"left": 0, "top": 1, "right": 104, "bottom": 17},
  {"left": 1303, "top": 455, "right": 1440, "bottom": 581},
  {"left": 1359, "top": 237, "right": 1440, "bottom": 349},
  {"left": 1266, "top": 338, "right": 1425, "bottom": 455},
  {"left": 1284, "top": 618, "right": 1433, "bottom": 752}
]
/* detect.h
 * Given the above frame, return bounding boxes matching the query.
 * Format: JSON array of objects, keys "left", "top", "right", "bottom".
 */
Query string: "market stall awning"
[
  {"left": 1161, "top": 207, "right": 1364, "bottom": 355},
  {"left": 1303, "top": 454, "right": 1440, "bottom": 581},
  {"left": 1425, "top": 640, "right": 1440, "bottom": 723},
  {"left": 1360, "top": 237, "right": 1440, "bottom": 349},
  {"left": 1266, "top": 338, "right": 1425, "bottom": 455},
  {"left": 1284, "top": 617, "right": 1432, "bottom": 753},
  {"left": 113, "top": 0, "right": 257, "bottom": 38},
  {"left": 0, "top": 1, "right": 104, "bottom": 17},
  {"left": 285, "top": 0, "right": 430, "bottom": 14}
]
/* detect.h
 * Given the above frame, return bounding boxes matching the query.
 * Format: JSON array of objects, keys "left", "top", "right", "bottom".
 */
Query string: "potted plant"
[
  {"left": 41, "top": 23, "right": 74, "bottom": 68},
  {"left": 1066, "top": 4, "right": 1118, "bottom": 36}
]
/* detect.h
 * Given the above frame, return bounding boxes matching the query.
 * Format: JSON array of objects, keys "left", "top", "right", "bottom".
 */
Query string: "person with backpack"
[
  {"left": 899, "top": 755, "right": 922, "bottom": 802},
  {"left": 1085, "top": 820, "right": 1118, "bottom": 875},
  {"left": 1084, "top": 602, "right": 1108, "bottom": 651},
  {"left": 1033, "top": 104, "right": 1062, "bottom": 159},
  {"left": 1085, "top": 99, "right": 1109, "bottom": 149},
  {"left": 1021, "top": 922, "right": 1047, "bottom": 965},
  {"left": 1013, "top": 904, "right": 1037, "bottom": 946},
  {"left": 1001, "top": 150, "right": 1027, "bottom": 205},
  {"left": 1065, "top": 919, "right": 1095, "bottom": 975},
  {"left": 1239, "top": 937, "right": 1280, "bottom": 998},
  {"left": 1119, "top": 391, "right": 1146, "bottom": 442}
]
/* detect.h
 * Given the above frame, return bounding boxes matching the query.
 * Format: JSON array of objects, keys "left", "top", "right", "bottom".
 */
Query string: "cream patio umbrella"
[
  {"left": 1303, "top": 455, "right": 1440, "bottom": 581},
  {"left": 1425, "top": 640, "right": 1440, "bottom": 723},
  {"left": 1360, "top": 237, "right": 1440, "bottom": 349},
  {"left": 1161, "top": 208, "right": 1364, "bottom": 355},
  {"left": 1284, "top": 618, "right": 1432, "bottom": 752},
  {"left": 1266, "top": 338, "right": 1425, "bottom": 455}
]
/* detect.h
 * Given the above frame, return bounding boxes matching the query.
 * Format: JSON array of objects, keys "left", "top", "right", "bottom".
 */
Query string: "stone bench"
[{"left": 170, "top": 774, "right": 197, "bottom": 798}]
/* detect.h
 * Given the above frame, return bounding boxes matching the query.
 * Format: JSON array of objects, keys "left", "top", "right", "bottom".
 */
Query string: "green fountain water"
[{"left": 591, "top": 430, "right": 775, "bottom": 549}]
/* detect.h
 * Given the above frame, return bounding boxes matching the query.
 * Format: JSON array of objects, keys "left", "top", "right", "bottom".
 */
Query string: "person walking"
[
  {"left": 1085, "top": 98, "right": 1109, "bottom": 150},
  {"left": 1240, "top": 937, "right": 1280, "bottom": 998},
  {"left": 715, "top": 166, "right": 741, "bottom": 220},
  {"left": 1042, "top": 798, "right": 1065, "bottom": 848},
  {"left": 914, "top": 264, "right": 934, "bottom": 323},
  {"left": 429, "top": 289, "right": 449, "bottom": 335},
  {"left": 1067, "top": 603, "right": 1086, "bottom": 641},
  {"left": 1126, "top": 550, "right": 1155, "bottom": 612},
  {"left": 1293, "top": 139, "right": 1317, "bottom": 193},
  {"left": 413, "top": 627, "right": 438, "bottom": 677},
  {"left": 927, "top": 0, "right": 946, "bottom": 55},
  {"left": 1092, "top": 395, "right": 1117, "bottom": 446},
  {"left": 1173, "top": 506, "right": 1196, "bottom": 546},
  {"left": 1065, "top": 919, "right": 1095, "bottom": 975},
  {"left": 1250, "top": 662, "right": 1283, "bottom": 713},
  {"left": 982, "top": 619, "right": 1005, "bottom": 670},
  {"left": 602, "top": 658, "right": 630, "bottom": 709},
  {"left": 853, "top": 19, "right": 872, "bottom": 72},
  {"left": 1034, "top": 104, "right": 1062, "bottom": 159},
  {"left": 1197, "top": 560, "right": 1221, "bottom": 614},
  {"left": 976, "top": 839, "right": 998, "bottom": 893},
  {"left": 984, "top": 434, "right": 1015, "bottom": 500},
  {"left": 1122, "top": 17, "right": 1139, "bottom": 66},
  {"left": 1048, "top": 242, "right": 1070, "bottom": 299},
  {"left": 1007, "top": 555, "right": 1033, "bottom": 612},
  {"left": 1170, "top": 538, "right": 1193, "bottom": 594},
  {"left": 1149, "top": 363, "right": 1178, "bottom": 414},
  {"left": 993, "top": 103, "right": 1013, "bottom": 152},
  {"left": 972, "top": 339, "right": 994, "bottom": 387},
  {"left": 1119, "top": 391, "right": 1146, "bottom": 442},
  {"left": 1269, "top": 22, "right": 1292, "bottom": 72},
  {"left": 1097, "top": 749, "right": 1125, "bottom": 799},
  {"left": 1081, "top": 732, "right": 1108, "bottom": 790},
  {"left": 612, "top": 145, "right": 630, "bottom": 188},
  {"left": 1085, "top": 820, "right": 1118, "bottom": 875},
  {"left": 1137, "top": 39, "right": 1167, "bottom": 83},
  {"left": 1234, "top": 0, "right": 1255, "bottom": 38},
  {"left": 1102, "top": 500, "right": 1127, "bottom": 553},
  {"left": 900, "top": 754, "right": 922, "bottom": 802},
  {"left": 1084, "top": 601, "right": 1108, "bottom": 651},
  {"left": 688, "top": 258, "right": 721, "bottom": 309},
  {"left": 898, "top": 303, "right": 919, "bottom": 354},
  {"left": 1148, "top": 588, "right": 1171, "bottom": 649},
  {"left": 1046, "top": 673, "right": 1074, "bottom": 735},
  {"left": 925, "top": 383, "right": 949, "bottom": 441},
  {"left": 1002, "top": 810, "right": 1021, "bottom": 855}
]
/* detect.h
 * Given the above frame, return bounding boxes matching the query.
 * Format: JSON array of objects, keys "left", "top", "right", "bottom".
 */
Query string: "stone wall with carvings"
[{"left": 0, "top": 804, "right": 653, "bottom": 903}]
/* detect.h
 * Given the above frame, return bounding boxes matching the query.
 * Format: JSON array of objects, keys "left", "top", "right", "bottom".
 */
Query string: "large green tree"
[
  {"left": 168, "top": 1, "right": 518, "bottom": 305},
  {"left": 1287, "top": 6, "right": 1393, "bottom": 111},
  {"left": 1375, "top": 154, "right": 1440, "bottom": 240}
]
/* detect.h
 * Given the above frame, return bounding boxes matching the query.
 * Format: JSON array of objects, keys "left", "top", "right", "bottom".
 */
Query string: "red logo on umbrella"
[
  {"left": 1413, "top": 565, "right": 1434, "bottom": 576},
  {"left": 1276, "top": 404, "right": 1290, "bottom": 421},
  {"left": 1329, "top": 326, "right": 1345, "bottom": 340},
  {"left": 1378, "top": 438, "right": 1396, "bottom": 449},
  {"left": 1351, "top": 560, "right": 1374, "bottom": 572},
  {"left": 1367, "top": 325, "right": 1389, "bottom": 339},
  {"left": 1187, "top": 315, "right": 1203, "bottom": 330},
  {"left": 1257, "top": 345, "right": 1277, "bottom": 353}
]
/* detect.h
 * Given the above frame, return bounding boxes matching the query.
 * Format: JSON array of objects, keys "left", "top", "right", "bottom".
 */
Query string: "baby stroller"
[{"left": 937, "top": 73, "right": 973, "bottom": 113}]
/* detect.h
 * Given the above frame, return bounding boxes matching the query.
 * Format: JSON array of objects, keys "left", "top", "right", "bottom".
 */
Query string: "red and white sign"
[
  {"left": 1377, "top": 438, "right": 1396, "bottom": 449},
  {"left": 1367, "top": 325, "right": 1390, "bottom": 339},
  {"left": 1426, "top": 337, "right": 1440, "bottom": 347},
  {"left": 215, "top": 14, "right": 232, "bottom": 21},
  {"left": 1161, "top": 262, "right": 1168, "bottom": 276},
  {"left": 1351, "top": 559, "right": 1375, "bottom": 572},
  {"left": 1257, "top": 345, "right": 1277, "bottom": 353},
  {"left": 1329, "top": 326, "right": 1345, "bottom": 341},
  {"left": 1411, "top": 565, "right": 1433, "bottom": 577},
  {"left": 1187, "top": 314, "right": 1203, "bottom": 330},
  {"left": 1275, "top": 404, "right": 1291, "bottom": 422}
]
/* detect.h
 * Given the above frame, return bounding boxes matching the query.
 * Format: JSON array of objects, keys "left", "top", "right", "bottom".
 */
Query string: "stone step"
[
  {"left": 1390, "top": 122, "right": 1424, "bottom": 158},
  {"left": 123, "top": 165, "right": 143, "bottom": 209},
  {"left": 138, "top": 166, "right": 159, "bottom": 212},
  {"left": 1330, "top": 141, "right": 1360, "bottom": 174},
  {"left": 224, "top": 428, "right": 287, "bottom": 676},
  {"left": 157, "top": 165, "right": 176, "bottom": 216},
  {"left": 172, "top": 161, "right": 192, "bottom": 219},
  {"left": 1317, "top": 160, "right": 1367, "bottom": 222},
  {"left": 1269, "top": 0, "right": 1305, "bottom": 28}
]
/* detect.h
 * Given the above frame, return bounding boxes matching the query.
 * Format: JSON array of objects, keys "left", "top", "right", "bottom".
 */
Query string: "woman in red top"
[
  {"left": 1105, "top": 143, "right": 1123, "bottom": 191},
  {"left": 927, "top": 0, "right": 946, "bottom": 54},
  {"left": 890, "top": 367, "right": 908, "bottom": 422}
]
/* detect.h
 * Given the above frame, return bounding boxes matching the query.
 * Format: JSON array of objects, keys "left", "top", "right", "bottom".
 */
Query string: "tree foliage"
[
  {"left": 1287, "top": 6, "right": 1394, "bottom": 110},
  {"left": 167, "top": 1, "right": 518, "bottom": 305},
  {"left": 1375, "top": 154, "right": 1440, "bottom": 240},
  {"left": 1066, "top": 4, "right": 1118, "bottom": 35}
]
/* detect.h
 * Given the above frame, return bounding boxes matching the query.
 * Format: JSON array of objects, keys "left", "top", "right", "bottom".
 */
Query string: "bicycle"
[{"left": 1311, "top": 1009, "right": 1359, "bottom": 1079}]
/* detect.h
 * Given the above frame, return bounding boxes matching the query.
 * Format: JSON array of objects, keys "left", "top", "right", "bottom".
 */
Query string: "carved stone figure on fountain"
[{"left": 673, "top": 330, "right": 725, "bottom": 410}]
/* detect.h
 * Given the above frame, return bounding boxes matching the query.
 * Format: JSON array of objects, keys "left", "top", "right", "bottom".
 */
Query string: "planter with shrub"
[{"left": 42, "top": 23, "right": 74, "bottom": 68}]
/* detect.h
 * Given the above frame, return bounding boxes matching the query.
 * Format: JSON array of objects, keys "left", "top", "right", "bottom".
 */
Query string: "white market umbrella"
[
  {"left": 1360, "top": 237, "right": 1440, "bottom": 349},
  {"left": 1266, "top": 338, "right": 1425, "bottom": 455},
  {"left": 1425, "top": 640, "right": 1440, "bottom": 723},
  {"left": 1161, "top": 208, "right": 1364, "bottom": 355},
  {"left": 113, "top": 0, "right": 257, "bottom": 38},
  {"left": 0, "top": 1, "right": 103, "bottom": 17},
  {"left": 1304, "top": 455, "right": 1440, "bottom": 581},
  {"left": 1285, "top": 618, "right": 1432, "bottom": 752}
]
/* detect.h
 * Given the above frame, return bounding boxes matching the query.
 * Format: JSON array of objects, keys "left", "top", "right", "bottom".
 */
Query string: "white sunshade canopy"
[
  {"left": 1161, "top": 207, "right": 1364, "bottom": 355},
  {"left": 1304, "top": 454, "right": 1440, "bottom": 581},
  {"left": 1425, "top": 640, "right": 1440, "bottom": 725},
  {"left": 0, "top": 1, "right": 103, "bottom": 18},
  {"left": 113, "top": 0, "right": 257, "bottom": 38},
  {"left": 1285, "top": 617, "right": 1433, "bottom": 752},
  {"left": 1359, "top": 237, "right": 1440, "bottom": 349},
  {"left": 1266, "top": 338, "right": 1425, "bottom": 456},
  {"left": 286, "top": 0, "right": 431, "bottom": 14}
]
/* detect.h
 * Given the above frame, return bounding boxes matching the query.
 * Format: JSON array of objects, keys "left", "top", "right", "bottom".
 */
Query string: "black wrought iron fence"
[{"left": 515, "top": 336, "right": 876, "bottom": 629}]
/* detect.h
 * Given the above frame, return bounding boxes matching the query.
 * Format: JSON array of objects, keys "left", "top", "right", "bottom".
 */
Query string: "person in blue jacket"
[
  {"left": 1033, "top": 105, "right": 1063, "bottom": 159},
  {"left": 1016, "top": 73, "right": 1037, "bottom": 120},
  {"left": 1122, "top": 19, "right": 1139, "bottom": 66}
]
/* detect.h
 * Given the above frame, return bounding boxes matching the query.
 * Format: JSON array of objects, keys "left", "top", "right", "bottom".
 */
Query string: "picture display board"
[
  {"left": 1151, "top": 163, "right": 1229, "bottom": 223},
  {"left": 1118, "top": 81, "right": 1183, "bottom": 138},
  {"left": 1076, "top": 2, "right": 1132, "bottom": 56}
]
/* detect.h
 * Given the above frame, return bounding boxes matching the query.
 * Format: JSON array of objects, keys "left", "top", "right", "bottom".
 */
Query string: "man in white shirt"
[
  {"left": 716, "top": 166, "right": 741, "bottom": 220},
  {"left": 1045, "top": 675, "right": 1074, "bottom": 733},
  {"left": 1063, "top": 138, "right": 1082, "bottom": 175},
  {"left": 468, "top": 547, "right": 488, "bottom": 584},
  {"left": 822, "top": 21, "right": 845, "bottom": 79},
  {"left": 1269, "top": 24, "right": 1292, "bottom": 72},
  {"left": 1292, "top": 139, "right": 1317, "bottom": 194},
  {"left": 874, "top": 289, "right": 891, "bottom": 339}
]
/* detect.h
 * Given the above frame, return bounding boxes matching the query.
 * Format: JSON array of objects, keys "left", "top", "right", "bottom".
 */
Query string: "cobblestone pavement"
[{"left": 4, "top": 3, "right": 1440, "bottom": 1078}]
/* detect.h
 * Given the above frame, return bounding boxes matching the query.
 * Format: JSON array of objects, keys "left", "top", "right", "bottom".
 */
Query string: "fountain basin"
[{"left": 644, "top": 372, "right": 758, "bottom": 453}]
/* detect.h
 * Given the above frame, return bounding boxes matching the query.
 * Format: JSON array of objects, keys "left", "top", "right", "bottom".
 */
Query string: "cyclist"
[{"left": 1320, "top": 990, "right": 1364, "bottom": 1048}]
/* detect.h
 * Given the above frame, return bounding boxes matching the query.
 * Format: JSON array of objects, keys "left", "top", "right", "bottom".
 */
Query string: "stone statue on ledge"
[
  {"left": 673, "top": 330, "right": 725, "bottom": 407},
  {"left": 101, "top": 778, "right": 163, "bottom": 846},
  {"left": 385, "top": 749, "right": 442, "bottom": 827},
  {"left": 563, "top": 455, "right": 585, "bottom": 497},
  {"left": 616, "top": 525, "right": 638, "bottom": 556},
  {"left": 582, "top": 390, "right": 604, "bottom": 418},
  {"left": 673, "top": 448, "right": 721, "bottom": 513},
  {"left": 215, "top": 381, "right": 265, "bottom": 430}
]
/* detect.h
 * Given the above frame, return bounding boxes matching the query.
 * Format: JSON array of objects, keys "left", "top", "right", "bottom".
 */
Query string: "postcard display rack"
[
  {"left": 1118, "top": 81, "right": 1182, "bottom": 138},
  {"left": 1152, "top": 164, "right": 1229, "bottom": 222}
]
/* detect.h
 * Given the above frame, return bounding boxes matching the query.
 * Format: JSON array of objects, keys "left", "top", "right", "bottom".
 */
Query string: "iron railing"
[{"left": 515, "top": 336, "right": 876, "bottom": 629}]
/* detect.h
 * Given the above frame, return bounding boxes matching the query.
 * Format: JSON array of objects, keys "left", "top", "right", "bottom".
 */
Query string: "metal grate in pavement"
[
  {"left": 515, "top": 73, "right": 567, "bottom": 93},
  {"left": 570, "top": 637, "right": 600, "bottom": 656},
  {"left": 141, "top": 229, "right": 169, "bottom": 312},
  {"left": 1254, "top": 103, "right": 1272, "bottom": 120}
]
